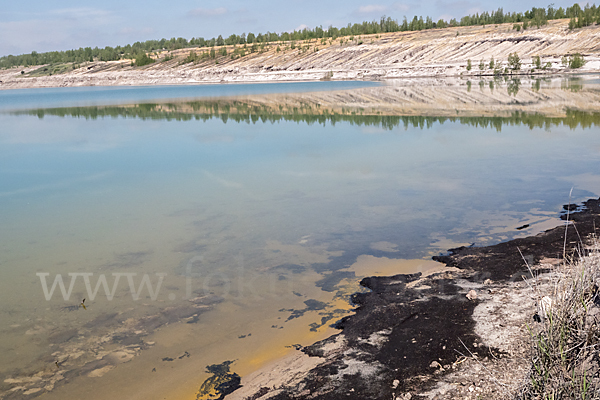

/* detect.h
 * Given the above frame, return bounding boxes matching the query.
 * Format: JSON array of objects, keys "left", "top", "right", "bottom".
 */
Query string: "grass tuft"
[{"left": 518, "top": 242, "right": 600, "bottom": 399}]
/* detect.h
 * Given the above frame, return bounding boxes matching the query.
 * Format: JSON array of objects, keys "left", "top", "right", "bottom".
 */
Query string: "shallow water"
[{"left": 1, "top": 78, "right": 600, "bottom": 399}]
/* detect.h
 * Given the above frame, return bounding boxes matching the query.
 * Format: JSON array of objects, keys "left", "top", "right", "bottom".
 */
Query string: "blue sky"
[{"left": 0, "top": 0, "right": 583, "bottom": 57}]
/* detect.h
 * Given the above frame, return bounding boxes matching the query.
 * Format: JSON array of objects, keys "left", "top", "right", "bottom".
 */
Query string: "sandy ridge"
[{"left": 1, "top": 19, "right": 600, "bottom": 90}]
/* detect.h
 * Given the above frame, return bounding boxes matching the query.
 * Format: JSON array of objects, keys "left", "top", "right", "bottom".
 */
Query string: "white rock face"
[{"left": 2, "top": 19, "right": 599, "bottom": 90}]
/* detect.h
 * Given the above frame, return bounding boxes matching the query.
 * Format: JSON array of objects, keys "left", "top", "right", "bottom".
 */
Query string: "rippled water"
[{"left": 1, "top": 78, "right": 600, "bottom": 399}]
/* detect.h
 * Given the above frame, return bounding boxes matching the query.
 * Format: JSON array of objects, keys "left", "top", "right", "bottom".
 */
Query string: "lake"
[{"left": 1, "top": 77, "right": 600, "bottom": 400}]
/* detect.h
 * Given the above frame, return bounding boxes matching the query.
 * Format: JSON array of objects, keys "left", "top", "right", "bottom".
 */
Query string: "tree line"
[{"left": 1, "top": 2, "right": 598, "bottom": 69}]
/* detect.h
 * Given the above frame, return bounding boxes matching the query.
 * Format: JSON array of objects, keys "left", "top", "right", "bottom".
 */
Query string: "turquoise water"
[{"left": 1, "top": 80, "right": 600, "bottom": 399}]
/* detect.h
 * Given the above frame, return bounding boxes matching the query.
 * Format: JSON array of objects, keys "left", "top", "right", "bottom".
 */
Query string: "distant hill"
[{"left": 0, "top": 19, "right": 599, "bottom": 90}]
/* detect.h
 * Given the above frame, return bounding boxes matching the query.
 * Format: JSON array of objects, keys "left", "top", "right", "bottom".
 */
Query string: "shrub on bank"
[
  {"left": 569, "top": 53, "right": 586, "bottom": 69},
  {"left": 134, "top": 53, "right": 155, "bottom": 67}
]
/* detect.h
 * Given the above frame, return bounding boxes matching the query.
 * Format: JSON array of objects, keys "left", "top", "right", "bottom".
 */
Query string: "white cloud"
[
  {"left": 188, "top": 7, "right": 228, "bottom": 17},
  {"left": 0, "top": 8, "right": 123, "bottom": 56},
  {"left": 295, "top": 24, "right": 309, "bottom": 31},
  {"left": 393, "top": 3, "right": 411, "bottom": 12},
  {"left": 357, "top": 4, "right": 388, "bottom": 14},
  {"left": 48, "top": 8, "right": 112, "bottom": 21}
]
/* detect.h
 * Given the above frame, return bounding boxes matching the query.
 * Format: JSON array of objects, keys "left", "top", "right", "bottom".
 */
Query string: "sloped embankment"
[{"left": 1, "top": 19, "right": 600, "bottom": 89}]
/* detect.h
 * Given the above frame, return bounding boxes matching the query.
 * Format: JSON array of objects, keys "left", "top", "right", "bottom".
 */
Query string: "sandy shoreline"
[
  {"left": 223, "top": 198, "right": 600, "bottom": 400},
  {"left": 1, "top": 61, "right": 598, "bottom": 92}
]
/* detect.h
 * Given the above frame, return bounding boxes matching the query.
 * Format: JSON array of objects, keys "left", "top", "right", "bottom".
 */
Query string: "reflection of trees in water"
[
  {"left": 15, "top": 102, "right": 600, "bottom": 132},
  {"left": 562, "top": 78, "right": 583, "bottom": 92},
  {"left": 531, "top": 77, "right": 552, "bottom": 92},
  {"left": 507, "top": 78, "right": 520, "bottom": 96}
]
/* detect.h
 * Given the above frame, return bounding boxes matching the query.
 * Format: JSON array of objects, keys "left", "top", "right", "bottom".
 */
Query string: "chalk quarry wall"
[{"left": 1, "top": 19, "right": 600, "bottom": 89}]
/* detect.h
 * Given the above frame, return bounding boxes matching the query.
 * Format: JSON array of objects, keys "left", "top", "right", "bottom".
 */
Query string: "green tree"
[
  {"left": 568, "top": 53, "right": 585, "bottom": 68},
  {"left": 508, "top": 52, "right": 521, "bottom": 70},
  {"left": 467, "top": 59, "right": 472, "bottom": 71},
  {"left": 532, "top": 7, "right": 548, "bottom": 27},
  {"left": 494, "top": 62, "right": 503, "bottom": 75},
  {"left": 534, "top": 55, "right": 542, "bottom": 69},
  {"left": 489, "top": 57, "right": 495, "bottom": 70},
  {"left": 479, "top": 59, "right": 485, "bottom": 71},
  {"left": 3, "top": 2, "right": 598, "bottom": 70},
  {"left": 568, "top": 17, "right": 577, "bottom": 29},
  {"left": 182, "top": 50, "right": 198, "bottom": 63},
  {"left": 134, "top": 52, "right": 155, "bottom": 66},
  {"left": 225, "top": 34, "right": 238, "bottom": 45}
]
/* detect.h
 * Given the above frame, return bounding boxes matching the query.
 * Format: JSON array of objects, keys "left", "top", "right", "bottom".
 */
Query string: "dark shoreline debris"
[
  {"left": 234, "top": 197, "right": 600, "bottom": 399},
  {"left": 196, "top": 360, "right": 241, "bottom": 400}
]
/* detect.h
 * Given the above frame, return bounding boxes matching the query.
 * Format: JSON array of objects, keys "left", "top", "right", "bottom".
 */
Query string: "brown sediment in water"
[
  {"left": 1, "top": 187, "right": 590, "bottom": 400},
  {"left": 0, "top": 254, "right": 442, "bottom": 400}
]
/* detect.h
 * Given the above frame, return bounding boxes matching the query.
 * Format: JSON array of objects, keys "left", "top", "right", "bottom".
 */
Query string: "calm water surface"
[{"left": 1, "top": 79, "right": 599, "bottom": 400}]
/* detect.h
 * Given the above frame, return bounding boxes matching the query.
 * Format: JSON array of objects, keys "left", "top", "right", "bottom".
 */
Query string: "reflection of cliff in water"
[{"left": 14, "top": 77, "right": 600, "bottom": 131}]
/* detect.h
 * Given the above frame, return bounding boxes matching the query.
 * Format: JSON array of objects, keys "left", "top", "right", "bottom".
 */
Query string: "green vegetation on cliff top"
[{"left": 1, "top": 2, "right": 598, "bottom": 69}]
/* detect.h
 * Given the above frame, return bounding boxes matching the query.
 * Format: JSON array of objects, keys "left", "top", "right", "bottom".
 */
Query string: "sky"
[{"left": 0, "top": 0, "right": 586, "bottom": 57}]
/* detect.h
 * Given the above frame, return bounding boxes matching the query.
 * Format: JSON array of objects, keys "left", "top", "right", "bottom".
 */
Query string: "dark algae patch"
[
  {"left": 232, "top": 198, "right": 600, "bottom": 399},
  {"left": 196, "top": 361, "right": 241, "bottom": 400},
  {"left": 281, "top": 299, "right": 328, "bottom": 321}
]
